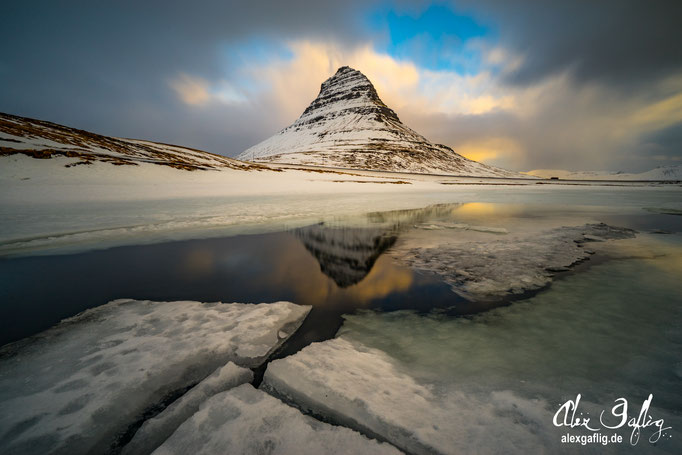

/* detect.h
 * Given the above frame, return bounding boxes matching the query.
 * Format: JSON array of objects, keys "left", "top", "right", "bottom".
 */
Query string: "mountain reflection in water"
[
  {"left": 0, "top": 211, "right": 461, "bottom": 346},
  {"left": 293, "top": 203, "right": 465, "bottom": 287},
  {"left": 294, "top": 225, "right": 397, "bottom": 287}
]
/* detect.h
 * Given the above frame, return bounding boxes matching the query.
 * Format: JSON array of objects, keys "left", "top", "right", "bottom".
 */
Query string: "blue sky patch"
[{"left": 367, "top": 3, "right": 493, "bottom": 74}]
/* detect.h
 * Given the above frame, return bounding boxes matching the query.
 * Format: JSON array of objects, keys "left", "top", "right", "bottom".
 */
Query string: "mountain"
[
  {"left": 0, "top": 112, "right": 264, "bottom": 171},
  {"left": 524, "top": 165, "right": 682, "bottom": 181},
  {"left": 238, "top": 66, "right": 521, "bottom": 177}
]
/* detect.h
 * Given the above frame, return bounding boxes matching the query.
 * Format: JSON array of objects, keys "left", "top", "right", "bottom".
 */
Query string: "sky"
[{"left": 1, "top": 0, "right": 681, "bottom": 172}]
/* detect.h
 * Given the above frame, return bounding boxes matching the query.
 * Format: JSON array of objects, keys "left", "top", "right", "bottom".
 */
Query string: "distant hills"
[
  {"left": 524, "top": 166, "right": 681, "bottom": 181},
  {"left": 0, "top": 112, "right": 263, "bottom": 171}
]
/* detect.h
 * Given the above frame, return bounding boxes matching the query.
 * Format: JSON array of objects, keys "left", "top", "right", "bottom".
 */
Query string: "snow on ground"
[
  {"left": 0, "top": 112, "right": 259, "bottom": 171},
  {"left": 390, "top": 222, "right": 636, "bottom": 301},
  {"left": 0, "top": 299, "right": 310, "bottom": 454},
  {"left": 152, "top": 384, "right": 403, "bottom": 455},
  {"left": 122, "top": 363, "right": 253, "bottom": 455},
  {"left": 525, "top": 165, "right": 682, "bottom": 181},
  {"left": 1, "top": 154, "right": 678, "bottom": 258},
  {"left": 0, "top": 154, "right": 449, "bottom": 256},
  {"left": 250, "top": 149, "right": 524, "bottom": 178},
  {"left": 263, "top": 234, "right": 682, "bottom": 454}
]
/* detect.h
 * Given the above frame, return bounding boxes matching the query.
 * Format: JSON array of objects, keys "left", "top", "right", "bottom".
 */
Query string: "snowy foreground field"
[
  {"left": 1, "top": 155, "right": 682, "bottom": 454},
  {"left": 1, "top": 154, "right": 679, "bottom": 257}
]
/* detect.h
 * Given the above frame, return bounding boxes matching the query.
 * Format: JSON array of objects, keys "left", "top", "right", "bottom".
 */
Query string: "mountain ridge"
[{"left": 0, "top": 112, "right": 266, "bottom": 171}]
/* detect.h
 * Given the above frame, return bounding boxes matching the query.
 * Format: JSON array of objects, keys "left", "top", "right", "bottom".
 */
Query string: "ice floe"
[
  {"left": 391, "top": 223, "right": 635, "bottom": 301},
  {"left": 152, "top": 384, "right": 402, "bottom": 455},
  {"left": 0, "top": 299, "right": 310, "bottom": 454},
  {"left": 122, "top": 362, "right": 253, "bottom": 455},
  {"left": 263, "top": 337, "right": 557, "bottom": 455}
]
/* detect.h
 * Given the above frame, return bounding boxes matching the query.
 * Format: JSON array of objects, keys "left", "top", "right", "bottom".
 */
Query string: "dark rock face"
[
  {"left": 239, "top": 67, "right": 521, "bottom": 177},
  {"left": 300, "top": 66, "right": 401, "bottom": 124}
]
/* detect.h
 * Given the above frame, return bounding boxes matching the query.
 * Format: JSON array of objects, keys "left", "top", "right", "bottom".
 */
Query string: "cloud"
[
  {"left": 170, "top": 74, "right": 248, "bottom": 106},
  {"left": 234, "top": 40, "right": 516, "bottom": 124},
  {"left": 453, "top": 137, "right": 523, "bottom": 168},
  {"left": 1, "top": 1, "right": 680, "bottom": 172},
  {"left": 169, "top": 74, "right": 211, "bottom": 106},
  {"left": 454, "top": 0, "right": 682, "bottom": 88},
  {"left": 0, "top": 0, "right": 379, "bottom": 152},
  {"left": 225, "top": 39, "right": 681, "bottom": 171},
  {"left": 629, "top": 91, "right": 682, "bottom": 133}
]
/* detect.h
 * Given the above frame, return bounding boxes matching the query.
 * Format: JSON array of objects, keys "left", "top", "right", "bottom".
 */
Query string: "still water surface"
[{"left": 1, "top": 201, "right": 681, "bottom": 351}]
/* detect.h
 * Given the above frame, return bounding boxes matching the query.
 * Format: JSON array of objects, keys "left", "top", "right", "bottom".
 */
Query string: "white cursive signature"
[{"left": 553, "top": 394, "right": 671, "bottom": 445}]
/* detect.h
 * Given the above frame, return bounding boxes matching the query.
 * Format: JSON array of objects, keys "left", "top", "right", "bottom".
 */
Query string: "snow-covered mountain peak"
[
  {"left": 238, "top": 67, "right": 525, "bottom": 178},
  {"left": 296, "top": 66, "right": 401, "bottom": 125}
]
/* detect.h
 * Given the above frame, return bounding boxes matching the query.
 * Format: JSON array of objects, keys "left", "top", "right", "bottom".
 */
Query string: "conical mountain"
[{"left": 238, "top": 66, "right": 520, "bottom": 177}]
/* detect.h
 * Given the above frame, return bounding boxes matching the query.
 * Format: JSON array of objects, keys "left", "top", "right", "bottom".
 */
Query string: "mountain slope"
[
  {"left": 0, "top": 112, "right": 265, "bottom": 171},
  {"left": 238, "top": 66, "right": 522, "bottom": 177}
]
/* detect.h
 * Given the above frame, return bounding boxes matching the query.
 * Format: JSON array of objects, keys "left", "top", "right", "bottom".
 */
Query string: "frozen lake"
[
  {"left": 3, "top": 195, "right": 680, "bottom": 346},
  {"left": 1, "top": 185, "right": 681, "bottom": 453}
]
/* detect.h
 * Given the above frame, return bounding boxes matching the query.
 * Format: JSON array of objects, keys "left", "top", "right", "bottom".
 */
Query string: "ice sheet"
[
  {"left": 152, "top": 384, "right": 402, "bottom": 455},
  {"left": 263, "top": 337, "right": 558, "bottom": 455},
  {"left": 122, "top": 362, "right": 253, "bottom": 455},
  {"left": 391, "top": 222, "right": 636, "bottom": 301},
  {"left": 0, "top": 299, "right": 310, "bottom": 455}
]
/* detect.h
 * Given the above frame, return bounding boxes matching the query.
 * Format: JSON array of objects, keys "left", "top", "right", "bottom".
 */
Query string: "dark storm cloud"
[
  {"left": 456, "top": 0, "right": 682, "bottom": 88},
  {"left": 640, "top": 123, "right": 682, "bottom": 160},
  {"left": 1, "top": 0, "right": 680, "bottom": 169},
  {"left": 0, "top": 0, "right": 375, "bottom": 152}
]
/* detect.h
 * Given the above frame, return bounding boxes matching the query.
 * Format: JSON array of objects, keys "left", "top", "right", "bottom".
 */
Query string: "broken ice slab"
[
  {"left": 415, "top": 222, "right": 508, "bottom": 234},
  {"left": 0, "top": 299, "right": 310, "bottom": 455},
  {"left": 390, "top": 223, "right": 635, "bottom": 301},
  {"left": 122, "top": 362, "right": 253, "bottom": 455},
  {"left": 264, "top": 248, "right": 682, "bottom": 455},
  {"left": 152, "top": 383, "right": 403, "bottom": 455},
  {"left": 262, "top": 338, "right": 554, "bottom": 455}
]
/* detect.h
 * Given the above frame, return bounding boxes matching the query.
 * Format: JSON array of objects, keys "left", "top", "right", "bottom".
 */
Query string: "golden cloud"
[
  {"left": 169, "top": 73, "right": 211, "bottom": 106},
  {"left": 185, "top": 38, "right": 682, "bottom": 170}
]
